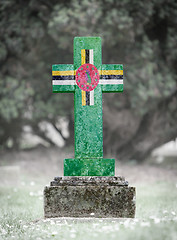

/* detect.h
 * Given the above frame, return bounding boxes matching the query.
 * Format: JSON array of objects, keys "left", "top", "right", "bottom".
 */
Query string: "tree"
[{"left": 0, "top": 0, "right": 176, "bottom": 161}]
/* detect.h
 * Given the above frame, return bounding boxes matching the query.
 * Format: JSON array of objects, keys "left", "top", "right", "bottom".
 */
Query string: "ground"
[{"left": 0, "top": 147, "right": 177, "bottom": 240}]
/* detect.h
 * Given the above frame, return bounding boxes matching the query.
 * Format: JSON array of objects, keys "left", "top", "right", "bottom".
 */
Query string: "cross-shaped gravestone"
[{"left": 52, "top": 37, "right": 123, "bottom": 176}]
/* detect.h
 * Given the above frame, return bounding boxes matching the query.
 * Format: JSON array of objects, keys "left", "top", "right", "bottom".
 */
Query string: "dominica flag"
[{"left": 52, "top": 49, "right": 123, "bottom": 106}]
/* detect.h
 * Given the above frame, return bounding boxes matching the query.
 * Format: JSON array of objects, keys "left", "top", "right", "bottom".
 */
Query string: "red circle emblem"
[{"left": 76, "top": 63, "right": 99, "bottom": 91}]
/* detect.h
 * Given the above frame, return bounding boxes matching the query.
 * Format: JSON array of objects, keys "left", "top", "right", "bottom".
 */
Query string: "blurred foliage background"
[{"left": 0, "top": 0, "right": 176, "bottom": 161}]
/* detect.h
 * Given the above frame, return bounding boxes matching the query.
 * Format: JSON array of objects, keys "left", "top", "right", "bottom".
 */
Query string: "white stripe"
[
  {"left": 99, "top": 80, "right": 123, "bottom": 85},
  {"left": 90, "top": 90, "right": 94, "bottom": 105},
  {"left": 89, "top": 49, "right": 93, "bottom": 64},
  {"left": 53, "top": 80, "right": 75, "bottom": 85}
]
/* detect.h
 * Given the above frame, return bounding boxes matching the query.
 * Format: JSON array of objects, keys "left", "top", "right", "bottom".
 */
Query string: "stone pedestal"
[{"left": 44, "top": 177, "right": 136, "bottom": 218}]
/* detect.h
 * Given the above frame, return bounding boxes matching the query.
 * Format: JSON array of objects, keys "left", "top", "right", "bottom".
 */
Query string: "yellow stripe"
[
  {"left": 52, "top": 70, "right": 123, "bottom": 76},
  {"left": 81, "top": 49, "right": 85, "bottom": 65},
  {"left": 98, "top": 70, "right": 123, "bottom": 75},
  {"left": 52, "top": 70, "right": 76, "bottom": 76},
  {"left": 82, "top": 90, "right": 86, "bottom": 106}
]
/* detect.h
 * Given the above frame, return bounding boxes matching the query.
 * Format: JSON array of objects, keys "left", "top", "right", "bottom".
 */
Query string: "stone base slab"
[{"left": 44, "top": 177, "right": 136, "bottom": 218}]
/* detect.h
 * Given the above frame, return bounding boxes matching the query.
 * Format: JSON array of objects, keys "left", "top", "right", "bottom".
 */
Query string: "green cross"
[{"left": 52, "top": 37, "right": 123, "bottom": 176}]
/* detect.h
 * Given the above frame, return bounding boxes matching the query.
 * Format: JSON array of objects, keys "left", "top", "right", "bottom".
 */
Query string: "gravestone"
[{"left": 44, "top": 37, "right": 136, "bottom": 218}]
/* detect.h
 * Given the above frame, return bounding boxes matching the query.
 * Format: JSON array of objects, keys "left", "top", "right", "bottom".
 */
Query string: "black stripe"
[
  {"left": 86, "top": 91, "right": 90, "bottom": 105},
  {"left": 52, "top": 75, "right": 75, "bottom": 80},
  {"left": 100, "top": 75, "right": 123, "bottom": 80},
  {"left": 85, "top": 49, "right": 89, "bottom": 63}
]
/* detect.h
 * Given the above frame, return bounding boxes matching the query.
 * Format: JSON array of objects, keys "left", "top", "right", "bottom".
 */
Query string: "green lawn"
[
  {"left": 0, "top": 180, "right": 177, "bottom": 240},
  {"left": 0, "top": 148, "right": 177, "bottom": 240}
]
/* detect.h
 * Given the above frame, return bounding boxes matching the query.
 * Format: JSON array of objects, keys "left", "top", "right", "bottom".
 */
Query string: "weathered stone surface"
[
  {"left": 44, "top": 177, "right": 136, "bottom": 218},
  {"left": 51, "top": 176, "right": 128, "bottom": 186}
]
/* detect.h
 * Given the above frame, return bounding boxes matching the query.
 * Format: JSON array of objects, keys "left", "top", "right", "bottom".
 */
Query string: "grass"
[
  {"left": 0, "top": 148, "right": 177, "bottom": 239},
  {"left": 0, "top": 180, "right": 177, "bottom": 240}
]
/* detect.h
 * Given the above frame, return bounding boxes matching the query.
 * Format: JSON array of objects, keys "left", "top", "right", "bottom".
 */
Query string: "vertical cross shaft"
[{"left": 74, "top": 37, "right": 103, "bottom": 159}]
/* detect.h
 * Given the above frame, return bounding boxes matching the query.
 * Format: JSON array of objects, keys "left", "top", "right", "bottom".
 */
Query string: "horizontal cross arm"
[
  {"left": 52, "top": 64, "right": 75, "bottom": 92},
  {"left": 99, "top": 64, "right": 123, "bottom": 92}
]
